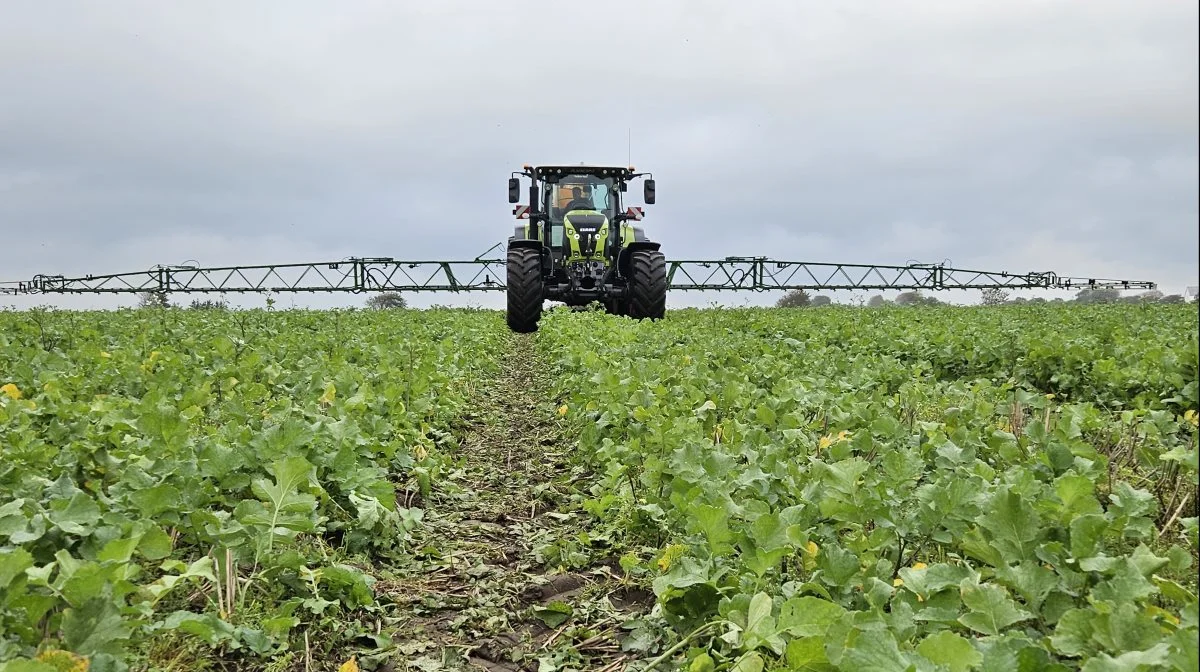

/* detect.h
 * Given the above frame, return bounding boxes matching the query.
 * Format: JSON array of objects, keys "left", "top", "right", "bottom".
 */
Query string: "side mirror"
[
  {"left": 643, "top": 178, "right": 656, "bottom": 204},
  {"left": 508, "top": 178, "right": 521, "bottom": 203}
]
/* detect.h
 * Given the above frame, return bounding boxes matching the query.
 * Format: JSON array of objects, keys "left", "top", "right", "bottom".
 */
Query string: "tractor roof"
[{"left": 525, "top": 164, "right": 637, "bottom": 180}]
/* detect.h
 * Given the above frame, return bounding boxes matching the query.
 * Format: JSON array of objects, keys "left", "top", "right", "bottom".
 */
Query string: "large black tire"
[
  {"left": 626, "top": 249, "right": 667, "bottom": 320},
  {"left": 506, "top": 246, "right": 543, "bottom": 332}
]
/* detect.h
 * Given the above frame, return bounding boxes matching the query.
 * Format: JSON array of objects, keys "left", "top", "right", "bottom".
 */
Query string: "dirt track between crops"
[{"left": 378, "top": 332, "right": 649, "bottom": 671}]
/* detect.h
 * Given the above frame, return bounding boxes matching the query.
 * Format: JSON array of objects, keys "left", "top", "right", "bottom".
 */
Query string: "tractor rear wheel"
[
  {"left": 626, "top": 249, "right": 667, "bottom": 320},
  {"left": 506, "top": 246, "right": 543, "bottom": 332}
]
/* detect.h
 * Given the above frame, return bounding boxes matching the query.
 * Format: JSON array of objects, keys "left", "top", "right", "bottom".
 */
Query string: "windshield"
[{"left": 544, "top": 175, "right": 617, "bottom": 222}]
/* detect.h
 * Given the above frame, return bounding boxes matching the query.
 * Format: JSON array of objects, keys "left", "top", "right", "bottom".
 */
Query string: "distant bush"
[
  {"left": 366, "top": 292, "right": 407, "bottom": 309},
  {"left": 775, "top": 289, "right": 811, "bottom": 308}
]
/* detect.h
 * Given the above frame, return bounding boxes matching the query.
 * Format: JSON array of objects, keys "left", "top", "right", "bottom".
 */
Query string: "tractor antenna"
[{"left": 627, "top": 127, "right": 631, "bottom": 166}]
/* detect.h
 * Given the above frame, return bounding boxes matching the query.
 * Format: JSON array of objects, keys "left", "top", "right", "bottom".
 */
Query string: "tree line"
[{"left": 774, "top": 287, "right": 1191, "bottom": 308}]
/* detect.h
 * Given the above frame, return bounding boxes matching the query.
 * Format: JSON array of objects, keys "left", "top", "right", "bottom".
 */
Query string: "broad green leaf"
[
  {"left": 1079, "top": 644, "right": 1171, "bottom": 672},
  {"left": 1126, "top": 544, "right": 1169, "bottom": 578},
  {"left": 533, "top": 601, "right": 573, "bottom": 628},
  {"left": 98, "top": 535, "right": 142, "bottom": 563},
  {"left": 842, "top": 628, "right": 910, "bottom": 672},
  {"left": 1070, "top": 514, "right": 1109, "bottom": 559},
  {"left": 958, "top": 581, "right": 1034, "bottom": 636},
  {"left": 898, "top": 562, "right": 973, "bottom": 600},
  {"left": 0, "top": 661, "right": 58, "bottom": 672},
  {"left": 976, "top": 488, "right": 1041, "bottom": 562},
  {"left": 0, "top": 548, "right": 34, "bottom": 589},
  {"left": 691, "top": 503, "right": 732, "bottom": 553},
  {"left": 1089, "top": 602, "right": 1164, "bottom": 654},
  {"left": 689, "top": 653, "right": 716, "bottom": 672},
  {"left": 995, "top": 561, "right": 1058, "bottom": 611},
  {"left": 817, "top": 544, "right": 860, "bottom": 585},
  {"left": 129, "top": 484, "right": 181, "bottom": 518},
  {"left": 159, "top": 611, "right": 237, "bottom": 646},
  {"left": 1054, "top": 473, "right": 1102, "bottom": 517},
  {"left": 138, "top": 526, "right": 174, "bottom": 560},
  {"left": 1091, "top": 559, "right": 1158, "bottom": 603},
  {"left": 1166, "top": 627, "right": 1198, "bottom": 671},
  {"left": 48, "top": 492, "right": 102, "bottom": 536},
  {"left": 1050, "top": 608, "right": 1096, "bottom": 657},
  {"left": 785, "top": 636, "right": 833, "bottom": 670},
  {"left": 917, "top": 631, "right": 982, "bottom": 672},
  {"left": 0, "top": 498, "right": 27, "bottom": 537},
  {"left": 741, "top": 592, "right": 783, "bottom": 654},
  {"left": 730, "top": 652, "right": 763, "bottom": 672},
  {"left": 779, "top": 596, "right": 847, "bottom": 637},
  {"left": 62, "top": 598, "right": 131, "bottom": 655}
]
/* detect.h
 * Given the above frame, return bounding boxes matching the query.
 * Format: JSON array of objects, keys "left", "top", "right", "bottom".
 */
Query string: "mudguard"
[
  {"left": 618, "top": 240, "right": 662, "bottom": 276},
  {"left": 508, "top": 237, "right": 543, "bottom": 251}
]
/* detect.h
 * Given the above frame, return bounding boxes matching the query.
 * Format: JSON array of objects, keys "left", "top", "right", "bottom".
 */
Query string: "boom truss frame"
[{"left": 1, "top": 257, "right": 1155, "bottom": 296}]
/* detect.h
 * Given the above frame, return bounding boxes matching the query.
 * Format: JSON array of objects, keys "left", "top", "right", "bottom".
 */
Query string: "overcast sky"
[{"left": 1, "top": 1, "right": 1197, "bottom": 310}]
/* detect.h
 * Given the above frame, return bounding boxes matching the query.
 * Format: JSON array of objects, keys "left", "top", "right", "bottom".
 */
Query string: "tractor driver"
[{"left": 565, "top": 184, "right": 594, "bottom": 212}]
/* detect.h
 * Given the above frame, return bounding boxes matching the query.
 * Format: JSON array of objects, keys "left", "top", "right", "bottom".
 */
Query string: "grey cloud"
[{"left": 1, "top": 0, "right": 1196, "bottom": 310}]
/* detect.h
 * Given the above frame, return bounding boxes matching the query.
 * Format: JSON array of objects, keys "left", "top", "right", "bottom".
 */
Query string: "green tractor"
[{"left": 505, "top": 163, "right": 666, "bottom": 332}]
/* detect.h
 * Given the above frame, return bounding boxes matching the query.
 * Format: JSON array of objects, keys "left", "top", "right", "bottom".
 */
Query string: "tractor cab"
[{"left": 508, "top": 164, "right": 651, "bottom": 260}]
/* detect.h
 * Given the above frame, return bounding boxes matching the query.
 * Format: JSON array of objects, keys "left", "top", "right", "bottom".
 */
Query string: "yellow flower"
[
  {"left": 319, "top": 382, "right": 336, "bottom": 406},
  {"left": 804, "top": 541, "right": 819, "bottom": 557},
  {"left": 1, "top": 383, "right": 21, "bottom": 400},
  {"left": 912, "top": 562, "right": 928, "bottom": 570},
  {"left": 657, "top": 544, "right": 686, "bottom": 572},
  {"left": 36, "top": 650, "right": 88, "bottom": 672},
  {"left": 1185, "top": 409, "right": 1198, "bottom": 427},
  {"left": 339, "top": 656, "right": 360, "bottom": 672},
  {"left": 819, "top": 431, "right": 852, "bottom": 450},
  {"left": 893, "top": 578, "right": 904, "bottom": 587},
  {"left": 557, "top": 404, "right": 568, "bottom": 417}
]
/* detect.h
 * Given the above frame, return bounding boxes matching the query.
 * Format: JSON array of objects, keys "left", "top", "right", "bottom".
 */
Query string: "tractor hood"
[{"left": 563, "top": 211, "right": 610, "bottom": 262}]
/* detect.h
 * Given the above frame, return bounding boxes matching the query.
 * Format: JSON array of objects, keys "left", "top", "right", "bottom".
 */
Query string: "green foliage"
[
  {"left": 2, "top": 301, "right": 1196, "bottom": 670},
  {"left": 538, "top": 303, "right": 1199, "bottom": 670},
  {"left": 0, "top": 307, "right": 507, "bottom": 669}
]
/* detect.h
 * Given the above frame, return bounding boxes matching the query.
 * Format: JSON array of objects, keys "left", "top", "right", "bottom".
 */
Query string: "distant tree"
[
  {"left": 138, "top": 290, "right": 171, "bottom": 309},
  {"left": 189, "top": 298, "right": 228, "bottom": 310},
  {"left": 980, "top": 288, "right": 1010, "bottom": 306},
  {"left": 1137, "top": 290, "right": 1164, "bottom": 303},
  {"left": 1007, "top": 297, "right": 1028, "bottom": 305},
  {"left": 775, "top": 289, "right": 812, "bottom": 308},
  {"left": 1028, "top": 297, "right": 1047, "bottom": 304},
  {"left": 811, "top": 295, "right": 832, "bottom": 307},
  {"left": 1160, "top": 294, "right": 1185, "bottom": 304},
  {"left": 868, "top": 295, "right": 888, "bottom": 308},
  {"left": 1074, "top": 288, "right": 1121, "bottom": 304},
  {"left": 366, "top": 292, "right": 407, "bottom": 309}
]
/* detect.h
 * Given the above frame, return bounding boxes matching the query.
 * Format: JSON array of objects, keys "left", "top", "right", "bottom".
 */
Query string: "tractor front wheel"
[
  {"left": 626, "top": 249, "right": 667, "bottom": 320},
  {"left": 506, "top": 246, "right": 543, "bottom": 332}
]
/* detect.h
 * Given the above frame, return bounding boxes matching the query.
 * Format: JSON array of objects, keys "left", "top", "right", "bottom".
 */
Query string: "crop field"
[{"left": 0, "top": 303, "right": 1197, "bottom": 672}]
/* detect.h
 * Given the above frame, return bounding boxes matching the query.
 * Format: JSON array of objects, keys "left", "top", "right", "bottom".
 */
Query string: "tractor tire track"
[{"left": 378, "top": 332, "right": 649, "bottom": 671}]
